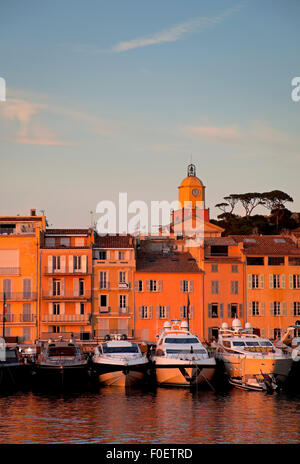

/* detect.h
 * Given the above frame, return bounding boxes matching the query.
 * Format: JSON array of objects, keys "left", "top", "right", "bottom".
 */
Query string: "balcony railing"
[
  {"left": 0, "top": 267, "right": 20, "bottom": 275},
  {"left": 42, "top": 314, "right": 91, "bottom": 323},
  {"left": 99, "top": 306, "right": 111, "bottom": 313},
  {"left": 43, "top": 267, "right": 89, "bottom": 275},
  {"left": 0, "top": 292, "right": 37, "bottom": 301},
  {"left": 118, "top": 282, "right": 131, "bottom": 290},
  {"left": 99, "top": 282, "right": 110, "bottom": 290},
  {"left": 19, "top": 314, "right": 35, "bottom": 322},
  {"left": 42, "top": 290, "right": 91, "bottom": 299},
  {"left": 119, "top": 306, "right": 129, "bottom": 314},
  {"left": 0, "top": 314, "right": 35, "bottom": 322},
  {"left": 94, "top": 329, "right": 132, "bottom": 340}
]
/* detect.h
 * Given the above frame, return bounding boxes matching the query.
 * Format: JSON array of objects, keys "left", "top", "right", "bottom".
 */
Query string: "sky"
[{"left": 0, "top": 0, "right": 300, "bottom": 228}]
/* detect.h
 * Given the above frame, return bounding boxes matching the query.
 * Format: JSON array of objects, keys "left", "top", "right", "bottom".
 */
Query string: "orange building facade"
[
  {"left": 0, "top": 210, "right": 46, "bottom": 343},
  {"left": 39, "top": 229, "right": 93, "bottom": 341}
]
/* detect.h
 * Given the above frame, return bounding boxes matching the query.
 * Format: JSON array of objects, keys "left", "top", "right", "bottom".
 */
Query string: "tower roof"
[{"left": 179, "top": 163, "right": 204, "bottom": 188}]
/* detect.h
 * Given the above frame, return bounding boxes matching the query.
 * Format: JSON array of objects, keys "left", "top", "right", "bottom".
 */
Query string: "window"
[
  {"left": 23, "top": 278, "right": 31, "bottom": 298},
  {"left": 180, "top": 306, "right": 188, "bottom": 318},
  {"left": 268, "top": 257, "right": 284, "bottom": 265},
  {"left": 231, "top": 265, "right": 238, "bottom": 273},
  {"left": 139, "top": 306, "right": 152, "bottom": 319},
  {"left": 22, "top": 327, "right": 31, "bottom": 342},
  {"left": 52, "top": 326, "right": 60, "bottom": 333},
  {"left": 250, "top": 274, "right": 259, "bottom": 289},
  {"left": 53, "top": 279, "right": 61, "bottom": 296},
  {"left": 119, "top": 272, "right": 126, "bottom": 283},
  {"left": 98, "top": 251, "right": 107, "bottom": 260},
  {"left": 252, "top": 301, "right": 259, "bottom": 316},
  {"left": 150, "top": 280, "right": 157, "bottom": 292},
  {"left": 22, "top": 303, "right": 31, "bottom": 321},
  {"left": 53, "top": 256, "right": 60, "bottom": 270},
  {"left": 181, "top": 280, "right": 193, "bottom": 293},
  {"left": 99, "top": 272, "right": 107, "bottom": 289},
  {"left": 119, "top": 295, "right": 126, "bottom": 309},
  {"left": 118, "top": 251, "right": 125, "bottom": 260},
  {"left": 100, "top": 295, "right": 107, "bottom": 307},
  {"left": 247, "top": 257, "right": 264, "bottom": 265},
  {"left": 273, "top": 275, "right": 280, "bottom": 289},
  {"left": 53, "top": 303, "right": 60, "bottom": 315},
  {"left": 273, "top": 328, "right": 281, "bottom": 340},
  {"left": 79, "top": 278, "right": 84, "bottom": 296},
  {"left": 293, "top": 302, "right": 300, "bottom": 316},
  {"left": 45, "top": 237, "right": 55, "bottom": 247},
  {"left": 289, "top": 257, "right": 300, "bottom": 266},
  {"left": 211, "top": 264, "right": 218, "bottom": 273},
  {"left": 210, "top": 245, "right": 228, "bottom": 256},
  {"left": 3, "top": 279, "right": 11, "bottom": 298},
  {"left": 73, "top": 256, "right": 81, "bottom": 271},
  {"left": 158, "top": 306, "right": 166, "bottom": 319},
  {"left": 138, "top": 280, "right": 143, "bottom": 292},
  {"left": 75, "top": 237, "right": 84, "bottom": 247},
  {"left": 211, "top": 304, "right": 218, "bottom": 318},
  {"left": 291, "top": 275, "right": 300, "bottom": 289},
  {"left": 231, "top": 281, "right": 238, "bottom": 295},
  {"left": 273, "top": 302, "right": 281, "bottom": 316},
  {"left": 60, "top": 237, "right": 70, "bottom": 247},
  {"left": 211, "top": 281, "right": 219, "bottom": 295},
  {"left": 80, "top": 303, "right": 85, "bottom": 315},
  {"left": 229, "top": 303, "right": 238, "bottom": 318}
]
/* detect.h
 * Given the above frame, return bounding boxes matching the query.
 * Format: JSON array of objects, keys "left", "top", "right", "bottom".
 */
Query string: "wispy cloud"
[{"left": 112, "top": 5, "right": 243, "bottom": 53}]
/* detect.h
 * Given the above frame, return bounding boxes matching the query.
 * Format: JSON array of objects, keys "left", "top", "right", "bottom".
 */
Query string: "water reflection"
[{"left": 0, "top": 388, "right": 299, "bottom": 444}]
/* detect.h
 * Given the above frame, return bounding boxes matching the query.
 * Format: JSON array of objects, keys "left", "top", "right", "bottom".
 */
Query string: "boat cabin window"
[
  {"left": 223, "top": 341, "right": 231, "bottom": 348},
  {"left": 164, "top": 337, "right": 199, "bottom": 344},
  {"left": 232, "top": 341, "right": 245, "bottom": 346},
  {"left": 48, "top": 347, "right": 76, "bottom": 357},
  {"left": 245, "top": 342, "right": 260, "bottom": 347},
  {"left": 259, "top": 340, "right": 273, "bottom": 347},
  {"left": 5, "top": 349, "right": 18, "bottom": 360},
  {"left": 166, "top": 349, "right": 206, "bottom": 354},
  {"left": 102, "top": 344, "right": 139, "bottom": 353}
]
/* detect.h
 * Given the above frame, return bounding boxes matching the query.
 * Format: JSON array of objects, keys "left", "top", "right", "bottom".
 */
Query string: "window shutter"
[
  {"left": 289, "top": 274, "right": 293, "bottom": 289},
  {"left": 180, "top": 306, "right": 183, "bottom": 318},
  {"left": 146, "top": 280, "right": 150, "bottom": 291},
  {"left": 60, "top": 303, "right": 65, "bottom": 315},
  {"left": 61, "top": 279, "right": 65, "bottom": 296},
  {"left": 23, "top": 278, "right": 31, "bottom": 296},
  {"left": 166, "top": 306, "right": 170, "bottom": 319},
  {"left": 190, "top": 306, "right": 194, "bottom": 319},
  {"left": 261, "top": 302, "right": 265, "bottom": 316},
  {"left": 180, "top": 280, "right": 184, "bottom": 292},
  {"left": 248, "top": 302, "right": 252, "bottom": 317},
  {"left": 220, "top": 303, "right": 224, "bottom": 318},
  {"left": 261, "top": 328, "right": 266, "bottom": 338},
  {"left": 248, "top": 274, "right": 252, "bottom": 289},
  {"left": 139, "top": 306, "right": 143, "bottom": 319},
  {"left": 48, "top": 256, "right": 53, "bottom": 273},
  {"left": 227, "top": 304, "right": 231, "bottom": 318},
  {"left": 269, "top": 328, "right": 274, "bottom": 339},
  {"left": 281, "top": 274, "right": 286, "bottom": 289},
  {"left": 156, "top": 306, "right": 160, "bottom": 319},
  {"left": 239, "top": 304, "right": 243, "bottom": 318},
  {"left": 290, "top": 302, "right": 294, "bottom": 316},
  {"left": 134, "top": 280, "right": 139, "bottom": 292},
  {"left": 269, "top": 274, "right": 274, "bottom": 289},
  {"left": 61, "top": 256, "right": 66, "bottom": 273},
  {"left": 270, "top": 302, "right": 274, "bottom": 316},
  {"left": 208, "top": 303, "right": 212, "bottom": 318},
  {"left": 49, "top": 279, "right": 52, "bottom": 297},
  {"left": 149, "top": 306, "right": 153, "bottom": 319},
  {"left": 230, "top": 281, "right": 234, "bottom": 294},
  {"left": 260, "top": 274, "right": 264, "bottom": 289},
  {"left": 75, "top": 302, "right": 80, "bottom": 315},
  {"left": 158, "top": 280, "right": 163, "bottom": 292},
  {"left": 282, "top": 302, "right": 287, "bottom": 316},
  {"left": 189, "top": 280, "right": 194, "bottom": 293},
  {"left": 81, "top": 255, "right": 87, "bottom": 273},
  {"left": 73, "top": 278, "right": 79, "bottom": 297},
  {"left": 69, "top": 255, "right": 73, "bottom": 273},
  {"left": 48, "top": 303, "right": 52, "bottom": 315}
]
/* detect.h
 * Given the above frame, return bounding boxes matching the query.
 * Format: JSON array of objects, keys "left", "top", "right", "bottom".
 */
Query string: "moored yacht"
[
  {"left": 151, "top": 320, "right": 216, "bottom": 387},
  {"left": 34, "top": 336, "right": 88, "bottom": 386},
  {"left": 0, "top": 344, "right": 29, "bottom": 390},
  {"left": 92, "top": 335, "right": 150, "bottom": 387},
  {"left": 215, "top": 319, "right": 293, "bottom": 390}
]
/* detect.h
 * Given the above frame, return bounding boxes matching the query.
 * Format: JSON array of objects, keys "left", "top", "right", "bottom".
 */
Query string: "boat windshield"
[
  {"left": 232, "top": 341, "right": 245, "bottom": 346},
  {"left": 164, "top": 337, "right": 200, "bottom": 344},
  {"left": 245, "top": 342, "right": 260, "bottom": 347},
  {"left": 259, "top": 341, "right": 273, "bottom": 347},
  {"left": 48, "top": 347, "right": 76, "bottom": 357},
  {"left": 102, "top": 344, "right": 139, "bottom": 354},
  {"left": 166, "top": 349, "right": 206, "bottom": 354}
]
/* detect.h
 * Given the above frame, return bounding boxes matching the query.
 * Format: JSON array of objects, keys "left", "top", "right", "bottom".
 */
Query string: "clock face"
[{"left": 192, "top": 189, "right": 200, "bottom": 197}]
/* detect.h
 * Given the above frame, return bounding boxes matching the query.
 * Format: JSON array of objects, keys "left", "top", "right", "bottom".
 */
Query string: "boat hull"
[
  {"left": 32, "top": 363, "right": 89, "bottom": 388},
  {"left": 153, "top": 359, "right": 216, "bottom": 387},
  {"left": 93, "top": 361, "right": 150, "bottom": 387},
  {"left": 0, "top": 363, "right": 30, "bottom": 391}
]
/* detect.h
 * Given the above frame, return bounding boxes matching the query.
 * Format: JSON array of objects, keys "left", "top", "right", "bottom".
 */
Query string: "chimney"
[{"left": 30, "top": 209, "right": 36, "bottom": 216}]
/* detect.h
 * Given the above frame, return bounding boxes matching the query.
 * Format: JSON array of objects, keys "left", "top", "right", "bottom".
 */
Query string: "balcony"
[
  {"left": 0, "top": 292, "right": 37, "bottom": 301},
  {"left": 118, "top": 282, "right": 131, "bottom": 290},
  {"left": 119, "top": 306, "right": 129, "bottom": 314},
  {"left": 99, "top": 306, "right": 111, "bottom": 314},
  {"left": 19, "top": 314, "right": 35, "bottom": 322},
  {"left": 41, "top": 314, "right": 91, "bottom": 323},
  {"left": 43, "top": 267, "right": 89, "bottom": 275},
  {"left": 42, "top": 290, "right": 91, "bottom": 299},
  {"left": 0, "top": 314, "right": 35, "bottom": 323},
  {"left": 0, "top": 267, "right": 20, "bottom": 275}
]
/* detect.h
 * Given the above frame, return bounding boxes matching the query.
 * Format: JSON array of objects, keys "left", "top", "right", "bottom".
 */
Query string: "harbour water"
[{"left": 0, "top": 387, "right": 299, "bottom": 444}]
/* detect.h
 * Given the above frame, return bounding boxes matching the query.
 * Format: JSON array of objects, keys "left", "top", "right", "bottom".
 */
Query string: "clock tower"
[{"left": 178, "top": 163, "right": 205, "bottom": 209}]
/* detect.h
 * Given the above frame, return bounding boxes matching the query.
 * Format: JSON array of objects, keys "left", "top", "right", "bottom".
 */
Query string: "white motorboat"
[
  {"left": 151, "top": 320, "right": 216, "bottom": 387},
  {"left": 34, "top": 336, "right": 88, "bottom": 386},
  {"left": 92, "top": 335, "right": 150, "bottom": 387},
  {"left": 215, "top": 319, "right": 293, "bottom": 389}
]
